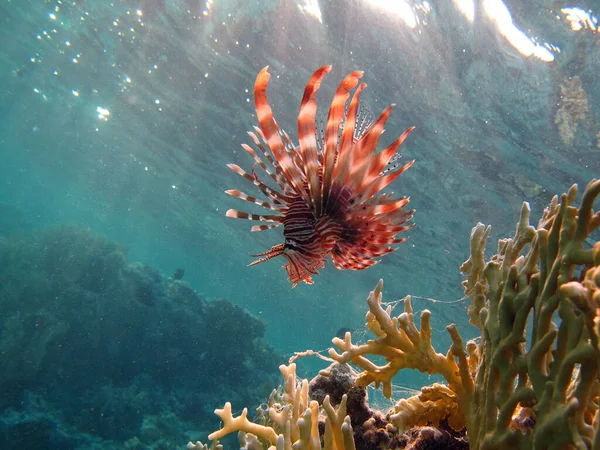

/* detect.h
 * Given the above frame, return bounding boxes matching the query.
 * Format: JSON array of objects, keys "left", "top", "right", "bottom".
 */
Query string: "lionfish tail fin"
[{"left": 248, "top": 243, "right": 285, "bottom": 266}]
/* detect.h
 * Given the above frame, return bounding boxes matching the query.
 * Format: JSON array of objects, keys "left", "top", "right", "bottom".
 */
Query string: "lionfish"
[{"left": 225, "top": 66, "right": 415, "bottom": 287}]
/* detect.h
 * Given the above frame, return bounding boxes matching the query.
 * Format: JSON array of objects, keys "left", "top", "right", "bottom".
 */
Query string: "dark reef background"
[{"left": 0, "top": 226, "right": 279, "bottom": 448}]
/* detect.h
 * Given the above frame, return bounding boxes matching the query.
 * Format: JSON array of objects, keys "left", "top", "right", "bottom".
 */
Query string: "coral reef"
[
  {"left": 0, "top": 226, "right": 281, "bottom": 449},
  {"left": 198, "top": 363, "right": 357, "bottom": 450},
  {"left": 198, "top": 180, "right": 600, "bottom": 449},
  {"left": 460, "top": 180, "right": 600, "bottom": 449}
]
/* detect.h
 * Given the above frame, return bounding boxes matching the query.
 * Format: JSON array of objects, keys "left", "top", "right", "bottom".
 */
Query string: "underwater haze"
[{"left": 1, "top": 0, "right": 599, "bottom": 448}]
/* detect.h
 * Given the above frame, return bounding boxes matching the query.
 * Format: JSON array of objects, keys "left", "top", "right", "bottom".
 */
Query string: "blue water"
[{"left": 1, "top": 0, "right": 599, "bottom": 448}]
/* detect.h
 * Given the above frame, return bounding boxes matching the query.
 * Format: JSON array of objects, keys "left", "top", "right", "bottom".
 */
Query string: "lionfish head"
[
  {"left": 225, "top": 65, "right": 415, "bottom": 287},
  {"left": 248, "top": 237, "right": 327, "bottom": 287}
]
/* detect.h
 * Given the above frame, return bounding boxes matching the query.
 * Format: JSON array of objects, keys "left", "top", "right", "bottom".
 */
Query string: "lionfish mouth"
[{"left": 248, "top": 243, "right": 285, "bottom": 267}]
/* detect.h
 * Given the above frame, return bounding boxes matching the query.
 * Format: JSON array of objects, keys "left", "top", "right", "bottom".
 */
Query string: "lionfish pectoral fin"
[{"left": 248, "top": 243, "right": 285, "bottom": 266}]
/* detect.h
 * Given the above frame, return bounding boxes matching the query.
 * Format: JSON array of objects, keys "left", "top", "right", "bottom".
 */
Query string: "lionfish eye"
[{"left": 284, "top": 238, "right": 298, "bottom": 250}]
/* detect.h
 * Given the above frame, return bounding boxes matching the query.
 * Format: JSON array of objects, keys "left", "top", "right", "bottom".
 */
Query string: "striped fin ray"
[
  {"left": 350, "top": 221, "right": 414, "bottom": 242},
  {"left": 298, "top": 66, "right": 331, "bottom": 217},
  {"left": 241, "top": 140, "right": 279, "bottom": 186},
  {"left": 331, "top": 248, "right": 379, "bottom": 270},
  {"left": 346, "top": 104, "right": 395, "bottom": 192},
  {"left": 375, "top": 233, "right": 413, "bottom": 245},
  {"left": 348, "top": 231, "right": 412, "bottom": 246},
  {"left": 331, "top": 197, "right": 414, "bottom": 271},
  {"left": 359, "top": 159, "right": 415, "bottom": 204},
  {"left": 225, "top": 209, "right": 283, "bottom": 222},
  {"left": 353, "top": 107, "right": 374, "bottom": 143},
  {"left": 354, "top": 217, "right": 415, "bottom": 241},
  {"left": 280, "top": 130, "right": 304, "bottom": 170},
  {"left": 357, "top": 246, "right": 396, "bottom": 259},
  {"left": 283, "top": 252, "right": 324, "bottom": 287},
  {"left": 253, "top": 126, "right": 300, "bottom": 171},
  {"left": 226, "top": 163, "right": 290, "bottom": 206},
  {"left": 321, "top": 71, "right": 363, "bottom": 213},
  {"left": 240, "top": 143, "right": 286, "bottom": 198},
  {"left": 280, "top": 129, "right": 297, "bottom": 152},
  {"left": 350, "top": 130, "right": 413, "bottom": 206},
  {"left": 332, "top": 83, "right": 366, "bottom": 187},
  {"left": 369, "top": 213, "right": 415, "bottom": 233},
  {"left": 361, "top": 196, "right": 410, "bottom": 215},
  {"left": 372, "top": 210, "right": 414, "bottom": 228},
  {"left": 332, "top": 240, "right": 396, "bottom": 270},
  {"left": 254, "top": 67, "right": 311, "bottom": 205},
  {"left": 364, "top": 127, "right": 414, "bottom": 183},
  {"left": 248, "top": 129, "right": 288, "bottom": 190},
  {"left": 354, "top": 104, "right": 394, "bottom": 162},
  {"left": 326, "top": 84, "right": 367, "bottom": 212},
  {"left": 250, "top": 223, "right": 282, "bottom": 232},
  {"left": 351, "top": 221, "right": 413, "bottom": 237},
  {"left": 224, "top": 189, "right": 279, "bottom": 211},
  {"left": 355, "top": 243, "right": 397, "bottom": 257}
]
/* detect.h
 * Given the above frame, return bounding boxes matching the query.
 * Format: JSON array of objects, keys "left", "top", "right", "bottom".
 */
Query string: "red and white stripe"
[{"left": 225, "top": 66, "right": 416, "bottom": 286}]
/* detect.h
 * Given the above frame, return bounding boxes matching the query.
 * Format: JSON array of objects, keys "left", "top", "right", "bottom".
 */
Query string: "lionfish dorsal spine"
[
  {"left": 328, "top": 83, "right": 366, "bottom": 209},
  {"left": 225, "top": 163, "right": 286, "bottom": 208},
  {"left": 297, "top": 66, "right": 331, "bottom": 218},
  {"left": 247, "top": 129, "right": 290, "bottom": 193},
  {"left": 361, "top": 157, "right": 414, "bottom": 205},
  {"left": 352, "top": 128, "right": 414, "bottom": 204},
  {"left": 349, "top": 104, "right": 395, "bottom": 185},
  {"left": 321, "top": 71, "right": 363, "bottom": 214},
  {"left": 254, "top": 67, "right": 311, "bottom": 206},
  {"left": 240, "top": 142, "right": 277, "bottom": 185}
]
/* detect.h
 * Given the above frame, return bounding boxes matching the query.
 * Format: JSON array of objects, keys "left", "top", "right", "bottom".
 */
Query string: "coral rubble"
[{"left": 198, "top": 180, "right": 600, "bottom": 450}]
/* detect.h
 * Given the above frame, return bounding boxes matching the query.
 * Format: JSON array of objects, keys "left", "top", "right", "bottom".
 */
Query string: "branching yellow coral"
[
  {"left": 563, "top": 242, "right": 600, "bottom": 351},
  {"left": 462, "top": 180, "right": 600, "bottom": 449},
  {"left": 208, "top": 402, "right": 279, "bottom": 445},
  {"left": 327, "top": 180, "right": 600, "bottom": 448},
  {"left": 389, "top": 383, "right": 464, "bottom": 432},
  {"left": 199, "top": 180, "right": 600, "bottom": 450},
  {"left": 328, "top": 282, "right": 474, "bottom": 422},
  {"left": 194, "top": 363, "right": 355, "bottom": 450}
]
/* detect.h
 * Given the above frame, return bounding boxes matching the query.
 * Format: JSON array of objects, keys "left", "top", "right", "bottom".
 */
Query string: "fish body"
[{"left": 226, "top": 66, "right": 415, "bottom": 287}]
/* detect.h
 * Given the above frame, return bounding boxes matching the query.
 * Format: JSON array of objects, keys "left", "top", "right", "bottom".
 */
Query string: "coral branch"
[
  {"left": 328, "top": 280, "right": 474, "bottom": 425},
  {"left": 208, "top": 403, "right": 278, "bottom": 445}
]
